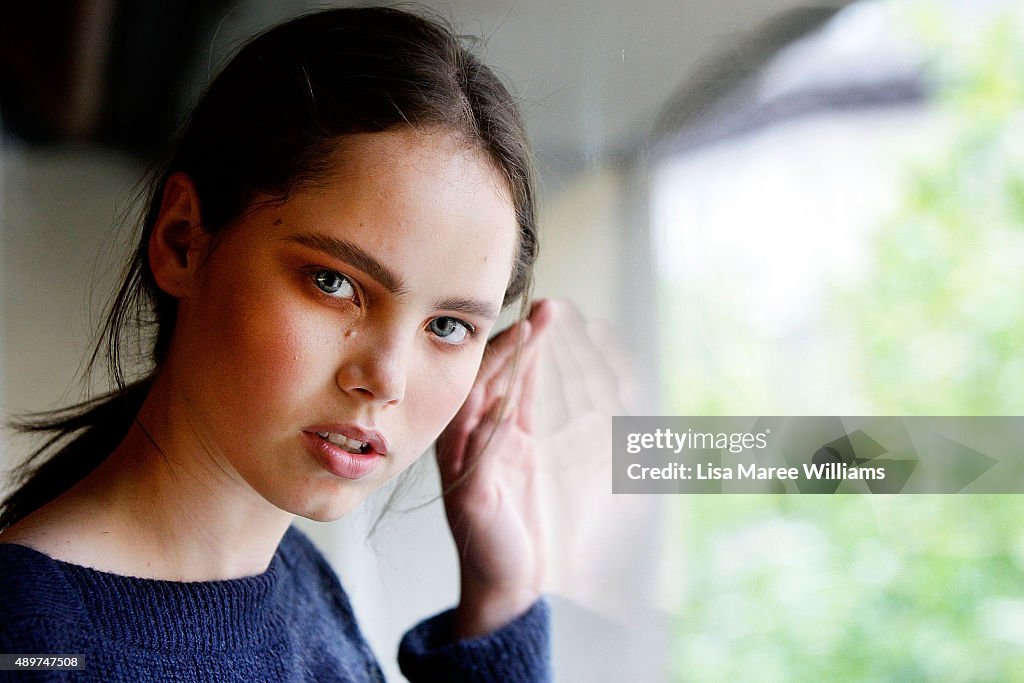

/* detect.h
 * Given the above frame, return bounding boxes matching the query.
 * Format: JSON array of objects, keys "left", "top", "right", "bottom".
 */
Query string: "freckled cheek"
[{"left": 206, "top": 298, "right": 337, "bottom": 412}]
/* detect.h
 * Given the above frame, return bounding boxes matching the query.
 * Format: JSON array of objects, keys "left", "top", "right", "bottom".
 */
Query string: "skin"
[{"left": 0, "top": 127, "right": 554, "bottom": 639}]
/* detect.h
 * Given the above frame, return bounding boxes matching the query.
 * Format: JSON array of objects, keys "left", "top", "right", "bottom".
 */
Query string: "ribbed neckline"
[{"left": 7, "top": 528, "right": 298, "bottom": 651}]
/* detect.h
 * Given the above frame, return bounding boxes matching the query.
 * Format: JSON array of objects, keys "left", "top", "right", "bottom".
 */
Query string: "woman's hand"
[{"left": 436, "top": 299, "right": 555, "bottom": 640}]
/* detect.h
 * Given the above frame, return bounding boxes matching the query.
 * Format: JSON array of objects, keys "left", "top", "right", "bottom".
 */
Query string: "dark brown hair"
[{"left": 1, "top": 6, "right": 538, "bottom": 530}]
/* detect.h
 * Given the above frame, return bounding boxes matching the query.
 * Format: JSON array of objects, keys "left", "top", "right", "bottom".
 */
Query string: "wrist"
[{"left": 453, "top": 580, "right": 540, "bottom": 640}]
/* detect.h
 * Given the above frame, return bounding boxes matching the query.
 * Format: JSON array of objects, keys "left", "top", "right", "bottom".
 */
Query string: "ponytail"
[{"left": 0, "top": 379, "right": 151, "bottom": 530}]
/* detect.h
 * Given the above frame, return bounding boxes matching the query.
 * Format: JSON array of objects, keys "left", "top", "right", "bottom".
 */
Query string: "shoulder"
[
  {"left": 0, "top": 542, "right": 79, "bottom": 613},
  {"left": 0, "top": 542, "right": 90, "bottom": 651}
]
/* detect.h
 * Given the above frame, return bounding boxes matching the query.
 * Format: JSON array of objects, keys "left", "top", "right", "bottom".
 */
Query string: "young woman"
[{"left": 0, "top": 7, "right": 554, "bottom": 682}]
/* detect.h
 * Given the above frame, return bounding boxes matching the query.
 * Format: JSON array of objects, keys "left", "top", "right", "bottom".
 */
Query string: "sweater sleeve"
[{"left": 397, "top": 598, "right": 551, "bottom": 683}]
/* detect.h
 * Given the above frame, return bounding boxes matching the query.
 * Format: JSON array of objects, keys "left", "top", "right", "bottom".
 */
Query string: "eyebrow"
[
  {"left": 283, "top": 233, "right": 407, "bottom": 295},
  {"left": 433, "top": 297, "right": 500, "bottom": 323},
  {"left": 283, "top": 232, "right": 501, "bottom": 321}
]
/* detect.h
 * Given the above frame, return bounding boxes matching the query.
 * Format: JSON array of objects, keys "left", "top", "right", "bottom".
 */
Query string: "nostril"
[{"left": 336, "top": 350, "right": 407, "bottom": 405}]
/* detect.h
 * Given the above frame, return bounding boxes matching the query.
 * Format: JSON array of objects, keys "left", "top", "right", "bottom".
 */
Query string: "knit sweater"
[{"left": 0, "top": 526, "right": 550, "bottom": 682}]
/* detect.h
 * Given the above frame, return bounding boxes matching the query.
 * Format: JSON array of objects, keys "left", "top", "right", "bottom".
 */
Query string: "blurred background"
[{"left": 3, "top": 0, "right": 1024, "bottom": 680}]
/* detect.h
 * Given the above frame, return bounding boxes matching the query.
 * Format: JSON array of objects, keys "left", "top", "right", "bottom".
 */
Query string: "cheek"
[
  {"left": 233, "top": 312, "right": 317, "bottom": 393},
  {"left": 403, "top": 351, "right": 482, "bottom": 453},
  {"left": 185, "top": 281, "right": 331, "bottom": 426}
]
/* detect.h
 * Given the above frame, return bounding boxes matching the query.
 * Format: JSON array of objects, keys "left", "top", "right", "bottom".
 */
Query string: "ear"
[{"left": 148, "top": 172, "right": 211, "bottom": 298}]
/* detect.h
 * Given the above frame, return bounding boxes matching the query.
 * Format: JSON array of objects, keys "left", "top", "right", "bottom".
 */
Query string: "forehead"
[
  {"left": 261, "top": 128, "right": 519, "bottom": 302},
  {"left": 329, "top": 127, "right": 510, "bottom": 198}
]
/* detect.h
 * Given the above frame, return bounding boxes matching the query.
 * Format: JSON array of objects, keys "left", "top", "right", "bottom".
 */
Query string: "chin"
[
  {"left": 299, "top": 510, "right": 348, "bottom": 523},
  {"left": 264, "top": 454, "right": 411, "bottom": 522},
  {"left": 289, "top": 490, "right": 368, "bottom": 523}
]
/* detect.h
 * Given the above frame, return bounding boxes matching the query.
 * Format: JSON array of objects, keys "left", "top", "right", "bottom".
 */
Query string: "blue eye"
[
  {"left": 428, "top": 317, "right": 471, "bottom": 345},
  {"left": 312, "top": 270, "right": 356, "bottom": 299}
]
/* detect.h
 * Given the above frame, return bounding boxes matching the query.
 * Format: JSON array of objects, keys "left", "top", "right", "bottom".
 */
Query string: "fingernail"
[{"left": 520, "top": 320, "right": 533, "bottom": 341}]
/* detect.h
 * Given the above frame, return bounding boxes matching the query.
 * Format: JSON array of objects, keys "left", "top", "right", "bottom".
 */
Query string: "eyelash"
[
  {"left": 309, "top": 268, "right": 359, "bottom": 303},
  {"left": 307, "top": 268, "right": 476, "bottom": 347},
  {"left": 428, "top": 316, "right": 476, "bottom": 347}
]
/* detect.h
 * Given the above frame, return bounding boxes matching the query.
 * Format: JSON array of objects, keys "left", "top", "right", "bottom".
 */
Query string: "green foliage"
[
  {"left": 669, "top": 496, "right": 1024, "bottom": 682},
  {"left": 836, "top": 2, "right": 1024, "bottom": 414},
  {"left": 663, "top": 3, "right": 1024, "bottom": 681}
]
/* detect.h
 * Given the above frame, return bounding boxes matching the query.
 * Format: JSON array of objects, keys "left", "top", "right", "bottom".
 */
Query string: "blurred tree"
[
  {"left": 668, "top": 3, "right": 1024, "bottom": 681},
  {"left": 671, "top": 495, "right": 1024, "bottom": 681},
  {"left": 835, "top": 2, "right": 1024, "bottom": 414}
]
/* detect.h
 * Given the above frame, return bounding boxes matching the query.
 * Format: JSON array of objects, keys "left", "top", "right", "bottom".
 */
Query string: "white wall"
[{"left": 0, "top": 145, "right": 142, "bottom": 460}]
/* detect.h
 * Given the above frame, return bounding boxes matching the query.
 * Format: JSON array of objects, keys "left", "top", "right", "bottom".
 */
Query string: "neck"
[{"left": 7, "top": 379, "right": 294, "bottom": 581}]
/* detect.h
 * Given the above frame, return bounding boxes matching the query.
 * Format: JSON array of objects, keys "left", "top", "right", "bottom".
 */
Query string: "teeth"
[{"left": 315, "top": 431, "right": 368, "bottom": 454}]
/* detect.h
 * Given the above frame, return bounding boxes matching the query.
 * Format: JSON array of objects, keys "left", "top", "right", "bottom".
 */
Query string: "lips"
[
  {"left": 315, "top": 431, "right": 370, "bottom": 454},
  {"left": 304, "top": 423, "right": 389, "bottom": 457},
  {"left": 301, "top": 424, "right": 389, "bottom": 481}
]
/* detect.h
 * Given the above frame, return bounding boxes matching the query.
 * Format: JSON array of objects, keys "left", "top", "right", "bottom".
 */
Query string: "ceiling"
[
  {"left": 432, "top": 0, "right": 856, "bottom": 164},
  {"left": 2, "top": 0, "right": 856, "bottom": 167},
  {"left": 208, "top": 0, "right": 855, "bottom": 167}
]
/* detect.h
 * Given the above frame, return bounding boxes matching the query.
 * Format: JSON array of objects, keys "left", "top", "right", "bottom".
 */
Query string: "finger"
[
  {"left": 556, "top": 301, "right": 624, "bottom": 414},
  {"left": 437, "top": 416, "right": 472, "bottom": 481},
  {"left": 437, "top": 388, "right": 485, "bottom": 479},
  {"left": 528, "top": 298, "right": 557, "bottom": 334},
  {"left": 439, "top": 308, "right": 550, "bottom": 481},
  {"left": 473, "top": 300, "right": 555, "bottom": 422},
  {"left": 517, "top": 341, "right": 543, "bottom": 433},
  {"left": 479, "top": 299, "right": 551, "bottom": 377},
  {"left": 482, "top": 323, "right": 530, "bottom": 411},
  {"left": 535, "top": 300, "right": 636, "bottom": 438},
  {"left": 537, "top": 320, "right": 574, "bottom": 432},
  {"left": 550, "top": 307, "right": 594, "bottom": 413},
  {"left": 458, "top": 398, "right": 510, "bottom": 477},
  {"left": 478, "top": 318, "right": 531, "bottom": 388},
  {"left": 505, "top": 309, "right": 551, "bottom": 409},
  {"left": 483, "top": 304, "right": 552, "bottom": 405}
]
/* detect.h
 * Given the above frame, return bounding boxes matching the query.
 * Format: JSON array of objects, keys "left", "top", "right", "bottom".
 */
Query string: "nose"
[{"left": 335, "top": 331, "right": 408, "bottom": 406}]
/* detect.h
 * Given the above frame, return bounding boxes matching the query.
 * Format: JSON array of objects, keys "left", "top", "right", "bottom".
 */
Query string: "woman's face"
[{"left": 166, "top": 128, "right": 518, "bottom": 521}]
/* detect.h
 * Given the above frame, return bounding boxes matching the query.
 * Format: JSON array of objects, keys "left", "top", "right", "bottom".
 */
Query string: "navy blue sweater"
[{"left": 0, "top": 526, "right": 550, "bottom": 682}]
